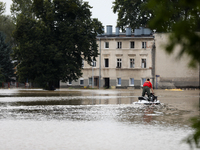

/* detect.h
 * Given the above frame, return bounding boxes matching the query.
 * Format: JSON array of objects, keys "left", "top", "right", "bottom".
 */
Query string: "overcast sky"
[{"left": 2, "top": 0, "right": 117, "bottom": 31}]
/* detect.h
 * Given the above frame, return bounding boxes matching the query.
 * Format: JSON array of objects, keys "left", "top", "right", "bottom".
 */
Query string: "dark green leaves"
[
  {"left": 0, "top": 32, "right": 14, "bottom": 82},
  {"left": 13, "top": 0, "right": 103, "bottom": 88}
]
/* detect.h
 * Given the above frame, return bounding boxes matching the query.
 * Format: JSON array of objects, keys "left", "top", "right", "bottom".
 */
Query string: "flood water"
[{"left": 0, "top": 88, "right": 199, "bottom": 150}]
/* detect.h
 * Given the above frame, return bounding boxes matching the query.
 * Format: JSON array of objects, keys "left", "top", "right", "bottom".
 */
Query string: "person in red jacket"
[{"left": 142, "top": 78, "right": 154, "bottom": 99}]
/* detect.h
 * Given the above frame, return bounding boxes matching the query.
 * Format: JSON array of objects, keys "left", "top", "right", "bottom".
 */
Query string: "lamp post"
[
  {"left": 92, "top": 63, "right": 94, "bottom": 88},
  {"left": 99, "top": 38, "right": 101, "bottom": 89}
]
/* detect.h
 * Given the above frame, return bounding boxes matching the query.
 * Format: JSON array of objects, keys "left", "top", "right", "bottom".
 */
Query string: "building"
[
  {"left": 60, "top": 26, "right": 199, "bottom": 89},
  {"left": 60, "top": 25, "right": 155, "bottom": 89},
  {"left": 154, "top": 33, "right": 199, "bottom": 89}
]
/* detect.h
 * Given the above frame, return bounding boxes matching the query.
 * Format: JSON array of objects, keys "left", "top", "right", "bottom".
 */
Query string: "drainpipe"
[
  {"left": 99, "top": 38, "right": 101, "bottom": 89},
  {"left": 152, "top": 35, "right": 156, "bottom": 89},
  {"left": 92, "top": 65, "right": 94, "bottom": 88}
]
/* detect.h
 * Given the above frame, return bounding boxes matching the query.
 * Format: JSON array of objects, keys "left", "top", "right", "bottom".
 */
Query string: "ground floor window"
[
  {"left": 130, "top": 78, "right": 134, "bottom": 86},
  {"left": 89, "top": 78, "right": 92, "bottom": 85},
  {"left": 80, "top": 79, "right": 84, "bottom": 85},
  {"left": 68, "top": 81, "right": 72, "bottom": 85},
  {"left": 117, "top": 78, "right": 121, "bottom": 86},
  {"left": 142, "top": 78, "right": 146, "bottom": 86}
]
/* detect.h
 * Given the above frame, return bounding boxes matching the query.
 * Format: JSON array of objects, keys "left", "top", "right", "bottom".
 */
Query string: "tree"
[
  {"left": 146, "top": 0, "right": 200, "bottom": 148},
  {"left": 11, "top": 0, "right": 33, "bottom": 23},
  {"left": 0, "top": 15, "right": 15, "bottom": 45},
  {"left": 112, "top": 0, "right": 152, "bottom": 31},
  {"left": 0, "top": 32, "right": 14, "bottom": 84},
  {"left": 0, "top": 1, "right": 6, "bottom": 15},
  {"left": 12, "top": 0, "right": 103, "bottom": 90},
  {"left": 146, "top": 0, "right": 200, "bottom": 67}
]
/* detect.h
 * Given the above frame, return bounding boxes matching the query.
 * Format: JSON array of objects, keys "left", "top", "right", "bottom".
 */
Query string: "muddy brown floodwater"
[{"left": 0, "top": 88, "right": 199, "bottom": 150}]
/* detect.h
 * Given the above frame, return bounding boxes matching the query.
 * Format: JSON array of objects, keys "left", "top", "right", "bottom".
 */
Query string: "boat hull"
[{"left": 133, "top": 100, "right": 160, "bottom": 105}]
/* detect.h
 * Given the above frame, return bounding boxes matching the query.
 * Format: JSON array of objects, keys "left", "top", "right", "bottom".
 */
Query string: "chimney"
[
  {"left": 106, "top": 25, "right": 112, "bottom": 35},
  {"left": 126, "top": 27, "right": 132, "bottom": 37},
  {"left": 115, "top": 27, "right": 119, "bottom": 36}
]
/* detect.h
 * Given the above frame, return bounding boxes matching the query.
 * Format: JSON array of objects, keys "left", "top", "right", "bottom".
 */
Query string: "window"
[
  {"left": 117, "top": 58, "right": 122, "bottom": 68},
  {"left": 68, "top": 81, "right": 72, "bottom": 85},
  {"left": 130, "top": 41, "right": 135, "bottom": 48},
  {"left": 105, "top": 58, "right": 109, "bottom": 67},
  {"left": 142, "top": 78, "right": 146, "bottom": 86},
  {"left": 130, "top": 59, "right": 135, "bottom": 68},
  {"left": 92, "top": 61, "right": 96, "bottom": 67},
  {"left": 80, "top": 79, "right": 84, "bottom": 85},
  {"left": 141, "top": 59, "right": 146, "bottom": 68},
  {"left": 89, "top": 78, "right": 92, "bottom": 85},
  {"left": 130, "top": 78, "right": 134, "bottom": 86},
  {"left": 82, "top": 59, "right": 84, "bottom": 68},
  {"left": 117, "top": 78, "right": 121, "bottom": 86},
  {"left": 105, "top": 42, "right": 109, "bottom": 48},
  {"left": 142, "top": 42, "right": 146, "bottom": 48},
  {"left": 117, "top": 42, "right": 122, "bottom": 49}
]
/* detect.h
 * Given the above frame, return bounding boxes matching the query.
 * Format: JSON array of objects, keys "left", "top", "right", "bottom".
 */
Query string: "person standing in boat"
[{"left": 142, "top": 78, "right": 154, "bottom": 99}]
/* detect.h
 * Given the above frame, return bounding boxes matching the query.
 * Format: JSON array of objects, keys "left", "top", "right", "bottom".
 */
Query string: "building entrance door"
[
  {"left": 94, "top": 77, "right": 99, "bottom": 87},
  {"left": 104, "top": 78, "right": 110, "bottom": 89}
]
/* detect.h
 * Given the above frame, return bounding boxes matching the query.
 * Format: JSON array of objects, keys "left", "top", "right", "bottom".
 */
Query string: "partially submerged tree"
[{"left": 12, "top": 0, "right": 103, "bottom": 90}]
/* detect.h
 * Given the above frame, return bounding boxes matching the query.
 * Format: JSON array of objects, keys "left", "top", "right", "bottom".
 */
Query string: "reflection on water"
[{"left": 0, "top": 89, "right": 199, "bottom": 150}]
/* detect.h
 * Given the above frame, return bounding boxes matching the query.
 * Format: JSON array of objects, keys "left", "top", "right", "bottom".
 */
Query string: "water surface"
[{"left": 0, "top": 89, "right": 199, "bottom": 150}]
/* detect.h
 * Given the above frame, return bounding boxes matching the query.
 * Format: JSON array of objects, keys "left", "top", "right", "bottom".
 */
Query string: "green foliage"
[
  {"left": 12, "top": 0, "right": 103, "bottom": 89},
  {"left": 112, "top": 0, "right": 152, "bottom": 31},
  {"left": 183, "top": 117, "right": 200, "bottom": 149},
  {"left": 11, "top": 0, "right": 33, "bottom": 23},
  {"left": 146, "top": 0, "right": 200, "bottom": 67},
  {"left": 146, "top": 0, "right": 200, "bottom": 148},
  {"left": 0, "top": 1, "right": 5, "bottom": 15},
  {"left": 0, "top": 15, "right": 15, "bottom": 45},
  {"left": 0, "top": 32, "right": 14, "bottom": 82},
  {"left": 0, "top": 69, "right": 5, "bottom": 85}
]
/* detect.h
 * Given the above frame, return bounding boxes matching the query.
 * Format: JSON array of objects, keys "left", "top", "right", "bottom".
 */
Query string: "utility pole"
[{"left": 99, "top": 38, "right": 101, "bottom": 89}]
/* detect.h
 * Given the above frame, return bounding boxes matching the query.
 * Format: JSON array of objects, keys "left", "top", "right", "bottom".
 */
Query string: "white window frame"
[
  {"left": 117, "top": 42, "right": 122, "bottom": 49},
  {"left": 130, "top": 58, "right": 135, "bottom": 68},
  {"left": 130, "top": 41, "right": 135, "bottom": 49},
  {"left": 89, "top": 77, "right": 92, "bottom": 86},
  {"left": 105, "top": 42, "right": 109, "bottom": 49},
  {"left": 130, "top": 78, "right": 134, "bottom": 86},
  {"left": 142, "top": 42, "right": 147, "bottom": 49},
  {"left": 68, "top": 81, "right": 72, "bottom": 85},
  {"left": 141, "top": 58, "right": 146, "bottom": 68},
  {"left": 141, "top": 78, "right": 146, "bottom": 86},
  {"left": 80, "top": 78, "right": 84, "bottom": 85},
  {"left": 82, "top": 59, "right": 84, "bottom": 68},
  {"left": 117, "top": 78, "right": 121, "bottom": 86},
  {"left": 92, "top": 61, "right": 96, "bottom": 67},
  {"left": 117, "top": 58, "right": 122, "bottom": 68}
]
